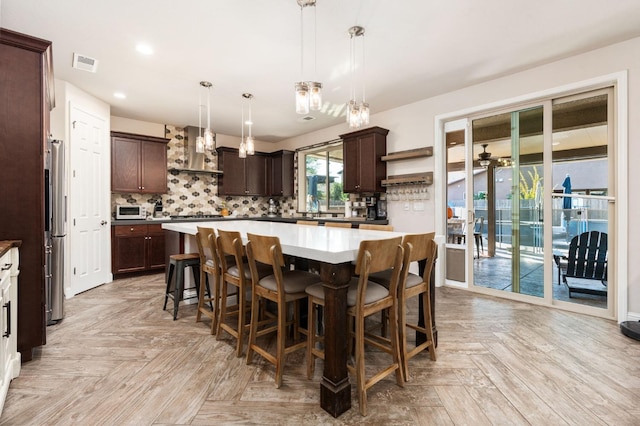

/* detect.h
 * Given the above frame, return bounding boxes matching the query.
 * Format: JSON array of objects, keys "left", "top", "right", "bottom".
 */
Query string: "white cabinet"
[{"left": 0, "top": 244, "right": 20, "bottom": 415}]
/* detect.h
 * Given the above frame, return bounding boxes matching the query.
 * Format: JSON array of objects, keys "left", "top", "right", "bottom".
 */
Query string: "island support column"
[{"left": 319, "top": 261, "right": 353, "bottom": 417}]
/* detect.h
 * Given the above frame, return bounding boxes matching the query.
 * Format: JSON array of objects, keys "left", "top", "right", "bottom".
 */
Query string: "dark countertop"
[{"left": 112, "top": 216, "right": 388, "bottom": 228}]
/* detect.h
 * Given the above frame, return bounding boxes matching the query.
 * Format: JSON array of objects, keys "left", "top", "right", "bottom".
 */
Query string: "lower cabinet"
[
  {"left": 0, "top": 243, "right": 20, "bottom": 416},
  {"left": 112, "top": 225, "right": 166, "bottom": 274}
]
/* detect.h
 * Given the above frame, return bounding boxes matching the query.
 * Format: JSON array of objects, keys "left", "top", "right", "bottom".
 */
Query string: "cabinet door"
[
  {"left": 356, "top": 134, "right": 379, "bottom": 193},
  {"left": 146, "top": 225, "right": 166, "bottom": 270},
  {"left": 112, "top": 226, "right": 147, "bottom": 273},
  {"left": 140, "top": 141, "right": 167, "bottom": 193},
  {"left": 270, "top": 151, "right": 294, "bottom": 197},
  {"left": 111, "top": 137, "right": 141, "bottom": 192},
  {"left": 218, "top": 152, "right": 245, "bottom": 195},
  {"left": 270, "top": 154, "right": 282, "bottom": 196},
  {"left": 245, "top": 154, "right": 268, "bottom": 196},
  {"left": 343, "top": 138, "right": 360, "bottom": 193}
]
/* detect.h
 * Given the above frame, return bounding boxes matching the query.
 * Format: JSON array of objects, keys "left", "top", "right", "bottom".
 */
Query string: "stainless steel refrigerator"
[{"left": 45, "top": 139, "right": 66, "bottom": 325}]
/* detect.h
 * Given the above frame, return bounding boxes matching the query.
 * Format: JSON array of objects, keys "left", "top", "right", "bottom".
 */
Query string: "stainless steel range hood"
[{"left": 170, "top": 126, "right": 222, "bottom": 174}]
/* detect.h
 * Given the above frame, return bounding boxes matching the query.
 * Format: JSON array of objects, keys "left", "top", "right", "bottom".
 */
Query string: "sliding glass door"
[
  {"left": 460, "top": 88, "right": 613, "bottom": 315},
  {"left": 470, "top": 105, "right": 544, "bottom": 297}
]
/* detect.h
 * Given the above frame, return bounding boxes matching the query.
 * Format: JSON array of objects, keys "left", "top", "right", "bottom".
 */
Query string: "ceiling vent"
[
  {"left": 72, "top": 53, "right": 98, "bottom": 73},
  {"left": 302, "top": 116, "right": 315, "bottom": 121}
]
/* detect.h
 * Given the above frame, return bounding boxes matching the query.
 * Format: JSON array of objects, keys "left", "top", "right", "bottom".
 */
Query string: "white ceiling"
[{"left": 3, "top": 0, "right": 640, "bottom": 143}]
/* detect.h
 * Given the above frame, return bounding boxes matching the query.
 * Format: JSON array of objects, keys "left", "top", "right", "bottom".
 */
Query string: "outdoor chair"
[{"left": 559, "top": 230, "right": 608, "bottom": 297}]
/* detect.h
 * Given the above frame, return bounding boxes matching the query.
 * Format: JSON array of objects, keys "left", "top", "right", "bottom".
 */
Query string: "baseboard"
[{"left": 625, "top": 311, "right": 640, "bottom": 322}]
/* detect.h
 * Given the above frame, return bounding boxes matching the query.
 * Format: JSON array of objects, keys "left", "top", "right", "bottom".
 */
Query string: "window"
[{"left": 297, "top": 142, "right": 347, "bottom": 213}]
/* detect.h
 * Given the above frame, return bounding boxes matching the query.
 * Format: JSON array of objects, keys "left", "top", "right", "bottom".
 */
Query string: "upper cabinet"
[
  {"left": 340, "top": 126, "right": 389, "bottom": 193},
  {"left": 269, "top": 150, "right": 294, "bottom": 197},
  {"left": 217, "top": 147, "right": 268, "bottom": 196},
  {"left": 111, "top": 132, "right": 169, "bottom": 194}
]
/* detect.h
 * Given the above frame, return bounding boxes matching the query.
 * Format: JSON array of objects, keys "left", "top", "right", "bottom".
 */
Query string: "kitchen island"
[{"left": 163, "top": 220, "right": 401, "bottom": 417}]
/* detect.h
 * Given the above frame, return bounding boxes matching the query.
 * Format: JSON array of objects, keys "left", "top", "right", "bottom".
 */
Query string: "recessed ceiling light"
[
  {"left": 113, "top": 92, "right": 127, "bottom": 99},
  {"left": 136, "top": 44, "right": 154, "bottom": 55}
]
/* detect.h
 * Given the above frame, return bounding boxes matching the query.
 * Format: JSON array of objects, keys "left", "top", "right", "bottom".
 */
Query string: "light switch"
[{"left": 403, "top": 203, "right": 410, "bottom": 211}]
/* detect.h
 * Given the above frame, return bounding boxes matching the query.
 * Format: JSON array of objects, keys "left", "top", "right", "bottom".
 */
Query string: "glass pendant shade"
[
  {"left": 348, "top": 103, "right": 361, "bottom": 128},
  {"left": 308, "top": 82, "right": 322, "bottom": 110},
  {"left": 295, "top": 82, "right": 310, "bottom": 114},
  {"left": 204, "top": 128, "right": 215, "bottom": 151},
  {"left": 347, "top": 100, "right": 356, "bottom": 127},
  {"left": 239, "top": 141, "right": 247, "bottom": 158},
  {"left": 246, "top": 136, "right": 255, "bottom": 155},
  {"left": 195, "top": 135, "right": 205, "bottom": 154},
  {"left": 360, "top": 102, "right": 370, "bottom": 125}
]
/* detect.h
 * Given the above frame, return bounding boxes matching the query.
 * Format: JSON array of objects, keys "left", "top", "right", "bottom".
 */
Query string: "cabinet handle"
[
  {"left": 130, "top": 228, "right": 135, "bottom": 232},
  {"left": 3, "top": 301, "right": 10, "bottom": 338},
  {"left": 141, "top": 186, "right": 145, "bottom": 190},
  {"left": 1, "top": 263, "right": 11, "bottom": 271}
]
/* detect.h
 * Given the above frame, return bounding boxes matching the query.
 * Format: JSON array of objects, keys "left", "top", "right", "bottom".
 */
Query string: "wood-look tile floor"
[{"left": 2, "top": 273, "right": 640, "bottom": 425}]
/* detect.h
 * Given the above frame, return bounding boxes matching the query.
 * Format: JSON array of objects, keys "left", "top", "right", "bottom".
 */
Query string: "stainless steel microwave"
[{"left": 116, "top": 205, "right": 146, "bottom": 220}]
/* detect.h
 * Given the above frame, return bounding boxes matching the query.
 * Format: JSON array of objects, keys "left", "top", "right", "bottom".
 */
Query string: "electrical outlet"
[
  {"left": 403, "top": 202, "right": 410, "bottom": 211},
  {"left": 413, "top": 202, "right": 424, "bottom": 211}
]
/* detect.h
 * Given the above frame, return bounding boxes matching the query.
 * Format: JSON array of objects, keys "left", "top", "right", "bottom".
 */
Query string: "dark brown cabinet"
[
  {"left": 111, "top": 132, "right": 169, "bottom": 194},
  {"left": 340, "top": 126, "right": 389, "bottom": 193},
  {"left": 0, "top": 29, "right": 53, "bottom": 361},
  {"left": 217, "top": 147, "right": 268, "bottom": 196},
  {"left": 269, "top": 150, "right": 295, "bottom": 197},
  {"left": 112, "top": 224, "right": 165, "bottom": 274}
]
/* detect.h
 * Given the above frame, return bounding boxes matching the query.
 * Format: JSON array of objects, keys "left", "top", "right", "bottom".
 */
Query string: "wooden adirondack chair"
[{"left": 562, "top": 230, "right": 608, "bottom": 297}]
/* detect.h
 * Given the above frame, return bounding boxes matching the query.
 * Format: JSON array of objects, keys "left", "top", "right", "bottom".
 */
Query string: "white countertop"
[{"left": 163, "top": 220, "right": 404, "bottom": 264}]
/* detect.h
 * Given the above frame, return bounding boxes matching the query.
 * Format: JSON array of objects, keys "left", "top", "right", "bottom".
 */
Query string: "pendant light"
[
  {"left": 294, "top": 0, "right": 322, "bottom": 114},
  {"left": 200, "top": 81, "right": 216, "bottom": 151},
  {"left": 239, "top": 100, "right": 247, "bottom": 159},
  {"left": 195, "top": 89, "right": 205, "bottom": 153},
  {"left": 246, "top": 94, "right": 255, "bottom": 155},
  {"left": 346, "top": 26, "right": 370, "bottom": 129},
  {"left": 239, "top": 93, "right": 256, "bottom": 158}
]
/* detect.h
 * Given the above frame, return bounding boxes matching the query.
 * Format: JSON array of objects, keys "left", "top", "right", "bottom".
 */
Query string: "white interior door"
[{"left": 69, "top": 104, "right": 110, "bottom": 296}]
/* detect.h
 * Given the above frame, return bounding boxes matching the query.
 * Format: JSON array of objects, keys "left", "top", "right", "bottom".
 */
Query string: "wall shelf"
[
  {"left": 381, "top": 147, "right": 433, "bottom": 162},
  {"left": 382, "top": 172, "right": 433, "bottom": 186}
]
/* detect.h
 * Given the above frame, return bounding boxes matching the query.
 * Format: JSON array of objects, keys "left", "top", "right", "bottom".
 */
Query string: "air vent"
[
  {"left": 302, "top": 116, "right": 315, "bottom": 121},
  {"left": 72, "top": 53, "right": 98, "bottom": 73}
]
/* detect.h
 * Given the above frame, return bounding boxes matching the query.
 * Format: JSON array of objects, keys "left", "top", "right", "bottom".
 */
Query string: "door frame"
[{"left": 435, "top": 71, "right": 628, "bottom": 322}]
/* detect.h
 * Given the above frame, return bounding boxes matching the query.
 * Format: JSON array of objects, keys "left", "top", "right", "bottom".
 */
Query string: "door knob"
[{"left": 100, "top": 220, "right": 108, "bottom": 226}]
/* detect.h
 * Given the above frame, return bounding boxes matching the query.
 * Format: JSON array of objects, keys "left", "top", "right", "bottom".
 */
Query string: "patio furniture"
[{"left": 561, "top": 230, "right": 607, "bottom": 297}]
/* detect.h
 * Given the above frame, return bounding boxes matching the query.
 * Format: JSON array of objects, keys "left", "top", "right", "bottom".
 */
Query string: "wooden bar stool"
[
  {"left": 368, "top": 232, "right": 437, "bottom": 380},
  {"left": 324, "top": 222, "right": 352, "bottom": 228},
  {"left": 306, "top": 237, "right": 405, "bottom": 416},
  {"left": 359, "top": 223, "right": 394, "bottom": 231},
  {"left": 245, "top": 233, "right": 321, "bottom": 388},
  {"left": 195, "top": 227, "right": 219, "bottom": 334},
  {"left": 163, "top": 253, "right": 201, "bottom": 320}
]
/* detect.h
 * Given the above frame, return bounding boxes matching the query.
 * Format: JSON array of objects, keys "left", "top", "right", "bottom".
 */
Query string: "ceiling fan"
[
  {"left": 478, "top": 144, "right": 492, "bottom": 168},
  {"left": 477, "top": 143, "right": 511, "bottom": 168}
]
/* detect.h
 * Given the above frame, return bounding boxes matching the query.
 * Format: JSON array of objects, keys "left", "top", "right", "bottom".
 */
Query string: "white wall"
[
  {"left": 110, "top": 116, "right": 164, "bottom": 138},
  {"left": 279, "top": 36, "right": 640, "bottom": 318}
]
